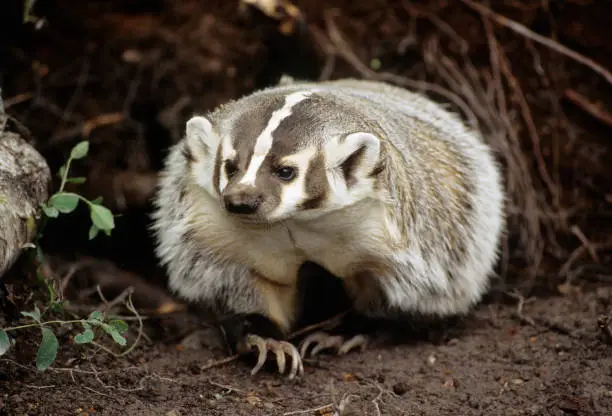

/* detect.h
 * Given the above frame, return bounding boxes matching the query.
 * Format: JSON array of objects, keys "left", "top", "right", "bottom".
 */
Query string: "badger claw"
[
  {"left": 244, "top": 334, "right": 304, "bottom": 379},
  {"left": 299, "top": 332, "right": 369, "bottom": 358}
]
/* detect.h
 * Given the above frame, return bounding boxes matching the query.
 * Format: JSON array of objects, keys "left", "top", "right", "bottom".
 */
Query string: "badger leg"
[
  {"left": 218, "top": 273, "right": 305, "bottom": 378},
  {"left": 299, "top": 269, "right": 392, "bottom": 358}
]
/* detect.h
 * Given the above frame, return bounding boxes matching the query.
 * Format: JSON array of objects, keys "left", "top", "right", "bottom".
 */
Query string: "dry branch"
[
  {"left": 458, "top": 0, "right": 612, "bottom": 87},
  {"left": 0, "top": 113, "right": 51, "bottom": 276}
]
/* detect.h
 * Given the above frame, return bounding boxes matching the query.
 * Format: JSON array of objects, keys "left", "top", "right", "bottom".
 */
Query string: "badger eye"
[
  {"left": 225, "top": 160, "right": 238, "bottom": 178},
  {"left": 275, "top": 166, "right": 296, "bottom": 181}
]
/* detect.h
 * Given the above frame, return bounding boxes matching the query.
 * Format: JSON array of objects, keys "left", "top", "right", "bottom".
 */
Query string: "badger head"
[{"left": 183, "top": 88, "right": 384, "bottom": 224}]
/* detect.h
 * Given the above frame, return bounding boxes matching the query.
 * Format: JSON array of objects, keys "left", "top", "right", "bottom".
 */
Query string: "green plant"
[
  {"left": 0, "top": 307, "right": 129, "bottom": 371},
  {"left": 0, "top": 140, "right": 127, "bottom": 370},
  {"left": 40, "top": 140, "right": 115, "bottom": 239}
]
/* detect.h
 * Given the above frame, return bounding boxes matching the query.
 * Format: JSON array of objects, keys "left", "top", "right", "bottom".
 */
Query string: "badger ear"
[
  {"left": 326, "top": 132, "right": 381, "bottom": 187},
  {"left": 185, "top": 115, "right": 219, "bottom": 156}
]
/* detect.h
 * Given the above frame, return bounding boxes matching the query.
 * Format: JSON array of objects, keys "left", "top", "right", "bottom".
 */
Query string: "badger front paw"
[
  {"left": 241, "top": 334, "right": 304, "bottom": 379},
  {"left": 299, "top": 331, "right": 369, "bottom": 357}
]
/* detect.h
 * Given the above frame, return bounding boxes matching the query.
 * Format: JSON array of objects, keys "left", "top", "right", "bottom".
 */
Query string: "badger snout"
[{"left": 222, "top": 186, "right": 263, "bottom": 215}]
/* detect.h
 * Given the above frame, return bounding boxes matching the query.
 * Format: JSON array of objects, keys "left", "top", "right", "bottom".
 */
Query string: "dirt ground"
[
  {"left": 1, "top": 0, "right": 612, "bottom": 415},
  {"left": 0, "top": 290, "right": 611, "bottom": 416}
]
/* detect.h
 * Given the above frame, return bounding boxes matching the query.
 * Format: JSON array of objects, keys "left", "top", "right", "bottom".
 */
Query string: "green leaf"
[
  {"left": 74, "top": 328, "right": 95, "bottom": 344},
  {"left": 70, "top": 141, "right": 89, "bottom": 160},
  {"left": 48, "top": 193, "right": 79, "bottom": 213},
  {"left": 87, "top": 310, "right": 104, "bottom": 325},
  {"left": 101, "top": 323, "right": 127, "bottom": 346},
  {"left": 0, "top": 330, "right": 11, "bottom": 356},
  {"left": 90, "top": 196, "right": 104, "bottom": 205},
  {"left": 81, "top": 321, "right": 91, "bottom": 330},
  {"left": 88, "top": 224, "right": 100, "bottom": 240},
  {"left": 36, "top": 327, "right": 59, "bottom": 371},
  {"left": 57, "top": 165, "right": 66, "bottom": 179},
  {"left": 109, "top": 319, "right": 128, "bottom": 334},
  {"left": 41, "top": 204, "right": 59, "bottom": 218},
  {"left": 90, "top": 204, "right": 114, "bottom": 231},
  {"left": 66, "top": 177, "right": 87, "bottom": 184},
  {"left": 21, "top": 305, "right": 41, "bottom": 323}
]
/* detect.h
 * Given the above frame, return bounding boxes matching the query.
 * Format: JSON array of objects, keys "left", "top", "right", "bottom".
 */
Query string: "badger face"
[{"left": 183, "top": 89, "right": 384, "bottom": 224}]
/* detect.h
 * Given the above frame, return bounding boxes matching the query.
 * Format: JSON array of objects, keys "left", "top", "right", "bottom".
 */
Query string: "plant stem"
[
  {"left": 58, "top": 157, "right": 73, "bottom": 193},
  {"left": 4, "top": 319, "right": 87, "bottom": 332},
  {"left": 56, "top": 191, "right": 94, "bottom": 208}
]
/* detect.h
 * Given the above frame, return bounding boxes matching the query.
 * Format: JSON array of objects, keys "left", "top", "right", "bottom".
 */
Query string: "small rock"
[
  {"left": 392, "top": 381, "right": 409, "bottom": 395},
  {"left": 427, "top": 354, "right": 436, "bottom": 365},
  {"left": 188, "top": 363, "right": 201, "bottom": 375}
]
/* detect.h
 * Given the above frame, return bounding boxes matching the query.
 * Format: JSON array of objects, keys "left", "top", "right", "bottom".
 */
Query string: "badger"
[{"left": 150, "top": 78, "right": 505, "bottom": 379}]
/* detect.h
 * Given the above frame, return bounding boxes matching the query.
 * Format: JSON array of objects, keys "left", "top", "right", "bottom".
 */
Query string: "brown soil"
[
  {"left": 2, "top": 291, "right": 611, "bottom": 415},
  {"left": 1, "top": 0, "right": 611, "bottom": 415}
]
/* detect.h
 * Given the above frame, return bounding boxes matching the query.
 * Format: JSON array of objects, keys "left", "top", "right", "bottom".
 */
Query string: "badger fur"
[{"left": 150, "top": 78, "right": 505, "bottom": 378}]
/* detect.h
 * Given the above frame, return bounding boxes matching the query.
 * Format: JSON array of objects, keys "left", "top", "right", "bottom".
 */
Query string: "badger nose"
[{"left": 223, "top": 192, "right": 262, "bottom": 215}]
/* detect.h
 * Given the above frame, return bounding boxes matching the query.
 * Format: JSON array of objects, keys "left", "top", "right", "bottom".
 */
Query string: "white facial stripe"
[
  {"left": 239, "top": 91, "right": 312, "bottom": 186},
  {"left": 219, "top": 136, "right": 236, "bottom": 192},
  {"left": 269, "top": 146, "right": 316, "bottom": 220}
]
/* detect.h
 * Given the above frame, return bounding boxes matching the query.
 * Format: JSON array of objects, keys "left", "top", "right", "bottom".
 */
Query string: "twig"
[
  {"left": 82, "top": 385, "right": 112, "bottom": 397},
  {"left": 402, "top": 0, "right": 469, "bottom": 55},
  {"left": 59, "top": 259, "right": 93, "bottom": 297},
  {"left": 570, "top": 225, "right": 600, "bottom": 264},
  {"left": 117, "top": 291, "right": 144, "bottom": 356},
  {"left": 200, "top": 354, "right": 241, "bottom": 371},
  {"left": 288, "top": 310, "right": 349, "bottom": 340},
  {"left": 49, "top": 112, "right": 123, "bottom": 144},
  {"left": 459, "top": 0, "right": 612, "bottom": 87},
  {"left": 283, "top": 404, "right": 334, "bottom": 415},
  {"left": 4, "top": 92, "right": 35, "bottom": 108},
  {"left": 506, "top": 292, "right": 583, "bottom": 339},
  {"left": 208, "top": 380, "right": 249, "bottom": 396},
  {"left": 564, "top": 88, "right": 612, "bottom": 127},
  {"left": 560, "top": 237, "right": 612, "bottom": 278},
  {"left": 371, "top": 383, "right": 384, "bottom": 416},
  {"left": 493, "top": 25, "right": 559, "bottom": 205},
  {"left": 506, "top": 290, "right": 536, "bottom": 326},
  {"left": 322, "top": 9, "right": 480, "bottom": 129},
  {"left": 59, "top": 56, "right": 91, "bottom": 123}
]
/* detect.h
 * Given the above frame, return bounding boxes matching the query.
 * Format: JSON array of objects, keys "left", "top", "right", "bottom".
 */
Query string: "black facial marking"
[
  {"left": 225, "top": 160, "right": 239, "bottom": 179},
  {"left": 298, "top": 152, "right": 328, "bottom": 210},
  {"left": 212, "top": 145, "right": 222, "bottom": 193}
]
